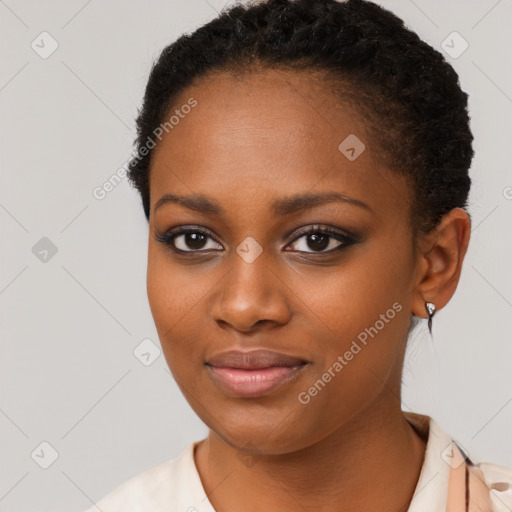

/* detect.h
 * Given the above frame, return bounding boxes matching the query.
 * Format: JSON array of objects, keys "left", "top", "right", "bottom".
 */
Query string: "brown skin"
[{"left": 146, "top": 68, "right": 471, "bottom": 511}]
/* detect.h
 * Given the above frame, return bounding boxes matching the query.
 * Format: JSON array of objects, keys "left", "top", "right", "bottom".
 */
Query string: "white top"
[{"left": 81, "top": 413, "right": 512, "bottom": 512}]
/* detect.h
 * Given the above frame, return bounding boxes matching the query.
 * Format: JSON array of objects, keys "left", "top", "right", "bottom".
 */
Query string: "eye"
[
  {"left": 285, "top": 225, "right": 356, "bottom": 254},
  {"left": 155, "top": 224, "right": 358, "bottom": 255},
  {"left": 155, "top": 227, "right": 223, "bottom": 253}
]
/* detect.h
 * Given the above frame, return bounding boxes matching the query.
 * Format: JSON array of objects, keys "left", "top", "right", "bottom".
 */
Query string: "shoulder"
[
  {"left": 477, "top": 461, "right": 512, "bottom": 511},
  {"left": 80, "top": 442, "right": 209, "bottom": 512},
  {"left": 405, "top": 412, "right": 512, "bottom": 511}
]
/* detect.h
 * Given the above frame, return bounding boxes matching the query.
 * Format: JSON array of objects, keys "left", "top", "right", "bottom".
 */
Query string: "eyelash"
[{"left": 154, "top": 224, "right": 358, "bottom": 257}]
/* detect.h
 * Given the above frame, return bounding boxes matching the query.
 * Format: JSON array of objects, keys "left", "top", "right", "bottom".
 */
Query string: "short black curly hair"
[{"left": 126, "top": 0, "right": 473, "bottom": 234}]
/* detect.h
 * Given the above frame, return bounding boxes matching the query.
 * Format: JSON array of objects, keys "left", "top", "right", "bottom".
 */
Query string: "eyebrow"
[{"left": 154, "top": 191, "right": 373, "bottom": 216}]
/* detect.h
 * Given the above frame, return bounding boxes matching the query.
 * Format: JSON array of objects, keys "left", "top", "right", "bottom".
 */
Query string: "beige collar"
[{"left": 404, "top": 411, "right": 494, "bottom": 511}]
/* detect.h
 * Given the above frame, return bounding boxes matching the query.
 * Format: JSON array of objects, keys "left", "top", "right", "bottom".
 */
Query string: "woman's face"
[{"left": 147, "top": 69, "right": 421, "bottom": 453}]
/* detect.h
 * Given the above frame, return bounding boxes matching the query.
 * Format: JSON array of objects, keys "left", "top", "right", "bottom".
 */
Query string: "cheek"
[
  {"left": 146, "top": 249, "right": 191, "bottom": 358},
  {"left": 146, "top": 247, "right": 218, "bottom": 376},
  {"left": 292, "top": 242, "right": 412, "bottom": 349},
  {"left": 146, "top": 245, "right": 208, "bottom": 329}
]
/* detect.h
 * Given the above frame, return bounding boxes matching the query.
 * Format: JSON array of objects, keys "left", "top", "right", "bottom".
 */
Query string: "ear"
[{"left": 411, "top": 208, "right": 471, "bottom": 319}]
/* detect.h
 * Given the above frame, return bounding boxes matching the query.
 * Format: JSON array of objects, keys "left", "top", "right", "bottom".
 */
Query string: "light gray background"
[{"left": 1, "top": 0, "right": 511, "bottom": 511}]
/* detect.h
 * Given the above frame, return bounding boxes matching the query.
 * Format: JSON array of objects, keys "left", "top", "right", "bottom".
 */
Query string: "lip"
[
  {"left": 205, "top": 349, "right": 309, "bottom": 398},
  {"left": 206, "top": 349, "right": 307, "bottom": 369}
]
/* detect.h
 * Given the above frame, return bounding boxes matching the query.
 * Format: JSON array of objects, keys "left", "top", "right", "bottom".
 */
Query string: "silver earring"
[{"left": 425, "top": 302, "right": 436, "bottom": 334}]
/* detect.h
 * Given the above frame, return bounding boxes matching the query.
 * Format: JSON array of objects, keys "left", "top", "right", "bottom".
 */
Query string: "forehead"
[
  {"left": 148, "top": 68, "right": 410, "bottom": 219},
  {"left": 151, "top": 67, "right": 370, "bottom": 168}
]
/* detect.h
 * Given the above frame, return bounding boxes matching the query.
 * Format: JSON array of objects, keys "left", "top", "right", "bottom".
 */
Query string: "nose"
[{"left": 210, "top": 253, "right": 291, "bottom": 333}]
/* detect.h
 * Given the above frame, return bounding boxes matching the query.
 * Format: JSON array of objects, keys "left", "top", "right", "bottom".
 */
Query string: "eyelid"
[
  {"left": 287, "top": 223, "right": 357, "bottom": 242},
  {"left": 165, "top": 224, "right": 219, "bottom": 241}
]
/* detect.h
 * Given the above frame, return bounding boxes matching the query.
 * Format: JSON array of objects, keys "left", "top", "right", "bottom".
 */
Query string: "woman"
[{"left": 83, "top": 0, "right": 512, "bottom": 510}]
